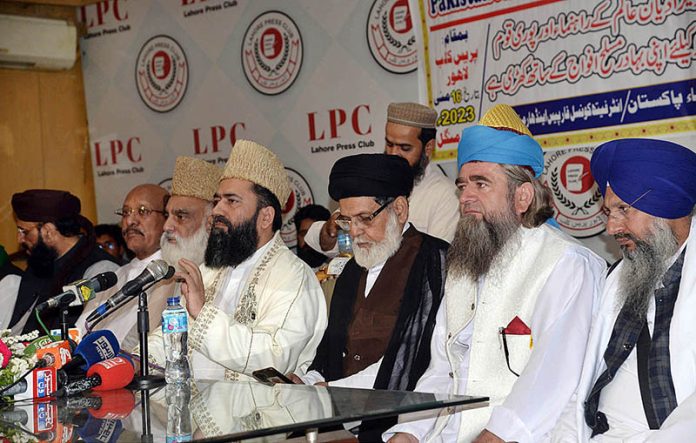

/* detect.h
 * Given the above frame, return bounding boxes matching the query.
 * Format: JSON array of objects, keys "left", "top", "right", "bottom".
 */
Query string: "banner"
[
  {"left": 79, "top": 0, "right": 421, "bottom": 247},
  {"left": 411, "top": 0, "right": 695, "bottom": 241}
]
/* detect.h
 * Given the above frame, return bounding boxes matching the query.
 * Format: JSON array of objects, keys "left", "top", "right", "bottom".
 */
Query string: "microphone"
[
  {"left": 76, "top": 416, "right": 123, "bottom": 443},
  {"left": 86, "top": 260, "right": 174, "bottom": 324},
  {"left": 87, "top": 389, "right": 136, "bottom": 420},
  {"left": 55, "top": 356, "right": 134, "bottom": 397},
  {"left": 59, "top": 330, "right": 120, "bottom": 375},
  {"left": 36, "top": 340, "right": 72, "bottom": 369},
  {"left": 37, "top": 272, "right": 118, "bottom": 311}
]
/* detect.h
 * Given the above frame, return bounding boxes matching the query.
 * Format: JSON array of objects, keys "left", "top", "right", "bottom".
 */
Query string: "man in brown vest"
[{"left": 291, "top": 153, "right": 448, "bottom": 441}]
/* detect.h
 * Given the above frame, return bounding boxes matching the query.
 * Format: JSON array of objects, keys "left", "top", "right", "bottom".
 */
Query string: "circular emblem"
[
  {"left": 135, "top": 35, "right": 189, "bottom": 113},
  {"left": 281, "top": 168, "right": 314, "bottom": 248},
  {"left": 543, "top": 147, "right": 606, "bottom": 238},
  {"left": 367, "top": 0, "right": 418, "bottom": 74},
  {"left": 241, "top": 11, "right": 303, "bottom": 95},
  {"left": 157, "top": 177, "right": 173, "bottom": 193}
]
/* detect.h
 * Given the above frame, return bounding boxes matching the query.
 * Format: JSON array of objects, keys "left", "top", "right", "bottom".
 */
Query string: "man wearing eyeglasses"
[
  {"left": 292, "top": 153, "right": 448, "bottom": 440},
  {"left": 550, "top": 138, "right": 696, "bottom": 442},
  {"left": 2, "top": 189, "right": 120, "bottom": 332},
  {"left": 385, "top": 105, "right": 605, "bottom": 443},
  {"left": 303, "top": 102, "right": 460, "bottom": 259},
  {"left": 75, "top": 183, "right": 170, "bottom": 349}
]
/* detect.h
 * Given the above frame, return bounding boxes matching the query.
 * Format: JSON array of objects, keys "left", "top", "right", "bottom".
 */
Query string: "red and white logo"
[
  {"left": 135, "top": 35, "right": 189, "bottom": 113},
  {"left": 543, "top": 147, "right": 606, "bottom": 238},
  {"left": 242, "top": 11, "right": 303, "bottom": 95},
  {"left": 281, "top": 168, "right": 314, "bottom": 248},
  {"left": 367, "top": 0, "right": 418, "bottom": 74}
]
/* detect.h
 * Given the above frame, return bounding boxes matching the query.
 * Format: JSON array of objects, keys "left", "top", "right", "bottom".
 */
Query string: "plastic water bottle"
[
  {"left": 337, "top": 229, "right": 353, "bottom": 257},
  {"left": 166, "top": 382, "right": 192, "bottom": 443},
  {"left": 161, "top": 296, "right": 191, "bottom": 384}
]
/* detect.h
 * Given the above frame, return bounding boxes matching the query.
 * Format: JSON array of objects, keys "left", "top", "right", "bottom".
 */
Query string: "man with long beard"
[
  {"left": 146, "top": 140, "right": 327, "bottom": 381},
  {"left": 304, "top": 102, "right": 459, "bottom": 258},
  {"left": 76, "top": 183, "right": 171, "bottom": 349},
  {"left": 550, "top": 138, "right": 696, "bottom": 441},
  {"left": 3, "top": 190, "right": 119, "bottom": 333},
  {"left": 293, "top": 153, "right": 448, "bottom": 441},
  {"left": 385, "top": 105, "right": 605, "bottom": 443}
]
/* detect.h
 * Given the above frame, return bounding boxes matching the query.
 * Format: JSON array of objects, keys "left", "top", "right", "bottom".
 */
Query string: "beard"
[
  {"left": 412, "top": 152, "right": 428, "bottom": 185},
  {"left": 446, "top": 201, "right": 521, "bottom": 281},
  {"left": 160, "top": 224, "right": 210, "bottom": 271},
  {"left": 204, "top": 213, "right": 259, "bottom": 269},
  {"left": 27, "top": 234, "right": 58, "bottom": 278},
  {"left": 616, "top": 219, "right": 679, "bottom": 319},
  {"left": 297, "top": 245, "right": 328, "bottom": 268},
  {"left": 352, "top": 208, "right": 403, "bottom": 269}
]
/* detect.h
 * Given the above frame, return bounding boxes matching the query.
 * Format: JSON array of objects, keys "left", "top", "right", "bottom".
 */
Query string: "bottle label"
[
  {"left": 167, "top": 436, "right": 192, "bottom": 443},
  {"left": 162, "top": 312, "right": 188, "bottom": 334}
]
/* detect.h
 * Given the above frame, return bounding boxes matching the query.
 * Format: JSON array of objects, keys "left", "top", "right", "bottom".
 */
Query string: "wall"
[{"left": 0, "top": 2, "right": 96, "bottom": 256}]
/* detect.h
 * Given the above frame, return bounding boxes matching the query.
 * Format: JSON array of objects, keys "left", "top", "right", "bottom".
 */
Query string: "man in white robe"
[
  {"left": 145, "top": 140, "right": 327, "bottom": 381},
  {"left": 550, "top": 138, "right": 696, "bottom": 442},
  {"left": 305, "top": 102, "right": 459, "bottom": 253},
  {"left": 385, "top": 105, "right": 605, "bottom": 443}
]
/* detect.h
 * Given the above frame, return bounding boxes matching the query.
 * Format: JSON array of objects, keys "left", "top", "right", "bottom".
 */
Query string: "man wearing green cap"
[{"left": 385, "top": 105, "right": 605, "bottom": 443}]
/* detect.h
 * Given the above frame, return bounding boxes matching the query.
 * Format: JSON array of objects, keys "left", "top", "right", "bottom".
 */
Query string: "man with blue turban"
[
  {"left": 551, "top": 138, "right": 696, "bottom": 441},
  {"left": 385, "top": 105, "right": 605, "bottom": 443}
]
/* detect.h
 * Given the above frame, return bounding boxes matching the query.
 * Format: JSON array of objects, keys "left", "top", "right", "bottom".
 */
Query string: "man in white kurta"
[
  {"left": 305, "top": 102, "right": 459, "bottom": 255},
  {"left": 146, "top": 140, "right": 327, "bottom": 381},
  {"left": 385, "top": 105, "right": 605, "bottom": 443},
  {"left": 550, "top": 138, "right": 696, "bottom": 442}
]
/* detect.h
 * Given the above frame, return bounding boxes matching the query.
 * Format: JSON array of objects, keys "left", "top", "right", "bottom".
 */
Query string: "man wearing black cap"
[
  {"left": 551, "top": 138, "right": 696, "bottom": 441},
  {"left": 3, "top": 189, "right": 120, "bottom": 333},
  {"left": 292, "top": 153, "right": 448, "bottom": 440}
]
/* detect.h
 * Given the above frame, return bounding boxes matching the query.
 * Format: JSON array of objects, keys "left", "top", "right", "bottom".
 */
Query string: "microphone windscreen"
[
  {"left": 86, "top": 357, "right": 134, "bottom": 391},
  {"left": 75, "top": 331, "right": 120, "bottom": 370},
  {"left": 95, "top": 272, "right": 118, "bottom": 292},
  {"left": 87, "top": 389, "right": 136, "bottom": 419},
  {"left": 164, "top": 265, "right": 175, "bottom": 279},
  {"left": 77, "top": 416, "right": 123, "bottom": 443}
]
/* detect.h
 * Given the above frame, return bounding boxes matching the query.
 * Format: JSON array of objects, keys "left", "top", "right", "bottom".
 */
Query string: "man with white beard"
[
  {"left": 550, "top": 138, "right": 696, "bottom": 442},
  {"left": 385, "top": 104, "right": 605, "bottom": 443},
  {"left": 293, "top": 153, "right": 448, "bottom": 441},
  {"left": 160, "top": 156, "right": 221, "bottom": 271}
]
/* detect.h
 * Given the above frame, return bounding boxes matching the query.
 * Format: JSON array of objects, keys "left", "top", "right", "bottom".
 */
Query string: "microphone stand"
[
  {"left": 140, "top": 388, "right": 153, "bottom": 443},
  {"left": 129, "top": 290, "right": 165, "bottom": 390},
  {"left": 59, "top": 303, "right": 70, "bottom": 341}
]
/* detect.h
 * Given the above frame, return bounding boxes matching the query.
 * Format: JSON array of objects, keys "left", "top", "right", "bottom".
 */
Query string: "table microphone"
[{"left": 55, "top": 356, "right": 134, "bottom": 397}]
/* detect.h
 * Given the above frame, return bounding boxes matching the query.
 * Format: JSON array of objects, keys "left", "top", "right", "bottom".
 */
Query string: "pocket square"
[{"left": 503, "top": 316, "right": 531, "bottom": 335}]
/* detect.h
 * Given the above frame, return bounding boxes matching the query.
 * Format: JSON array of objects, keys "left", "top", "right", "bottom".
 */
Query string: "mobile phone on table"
[{"left": 252, "top": 367, "right": 295, "bottom": 385}]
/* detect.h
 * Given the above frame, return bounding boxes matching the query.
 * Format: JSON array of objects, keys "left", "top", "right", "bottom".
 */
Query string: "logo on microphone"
[
  {"left": 242, "top": 11, "right": 303, "bottom": 95},
  {"left": 93, "top": 336, "right": 115, "bottom": 360},
  {"left": 135, "top": 35, "right": 189, "bottom": 112},
  {"left": 367, "top": 0, "right": 418, "bottom": 74}
]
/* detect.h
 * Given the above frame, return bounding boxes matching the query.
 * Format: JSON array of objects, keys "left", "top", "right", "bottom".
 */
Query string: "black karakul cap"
[
  {"left": 329, "top": 154, "right": 414, "bottom": 200},
  {"left": 12, "top": 189, "right": 81, "bottom": 222}
]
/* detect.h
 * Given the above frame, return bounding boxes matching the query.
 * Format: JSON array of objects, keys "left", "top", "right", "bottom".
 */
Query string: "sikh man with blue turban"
[
  {"left": 551, "top": 138, "right": 696, "bottom": 442},
  {"left": 385, "top": 105, "right": 605, "bottom": 443}
]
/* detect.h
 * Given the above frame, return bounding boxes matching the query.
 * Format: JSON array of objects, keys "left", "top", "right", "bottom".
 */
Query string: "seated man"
[
  {"left": 95, "top": 223, "right": 130, "bottom": 264},
  {"left": 77, "top": 183, "right": 171, "bottom": 349},
  {"left": 385, "top": 104, "right": 605, "bottom": 443},
  {"left": 294, "top": 204, "right": 331, "bottom": 270},
  {"left": 5, "top": 189, "right": 120, "bottom": 333},
  {"left": 295, "top": 153, "right": 448, "bottom": 439},
  {"left": 551, "top": 138, "right": 696, "bottom": 441},
  {"left": 146, "top": 140, "right": 327, "bottom": 380}
]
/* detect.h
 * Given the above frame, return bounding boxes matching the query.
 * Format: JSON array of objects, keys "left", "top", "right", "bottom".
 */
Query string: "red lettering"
[
  {"left": 109, "top": 140, "right": 123, "bottom": 165},
  {"left": 193, "top": 128, "right": 207, "bottom": 154},
  {"left": 126, "top": 137, "right": 141, "bottom": 162},
  {"left": 113, "top": 0, "right": 128, "bottom": 21},
  {"left": 96, "top": 1, "right": 110, "bottom": 27},
  {"left": 94, "top": 142, "right": 108, "bottom": 166},
  {"left": 329, "top": 109, "right": 347, "bottom": 139},
  {"left": 192, "top": 123, "right": 246, "bottom": 155},
  {"left": 230, "top": 122, "right": 245, "bottom": 146},
  {"left": 211, "top": 126, "right": 225, "bottom": 153},
  {"left": 307, "top": 112, "right": 325, "bottom": 141},
  {"left": 351, "top": 105, "right": 371, "bottom": 135}
]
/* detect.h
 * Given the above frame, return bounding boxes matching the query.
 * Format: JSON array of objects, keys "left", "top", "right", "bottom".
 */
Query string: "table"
[{"left": 3, "top": 380, "right": 488, "bottom": 442}]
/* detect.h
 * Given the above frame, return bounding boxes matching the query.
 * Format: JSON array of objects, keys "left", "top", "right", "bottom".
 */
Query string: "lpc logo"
[
  {"left": 367, "top": 0, "right": 417, "bottom": 74},
  {"left": 242, "top": 11, "right": 303, "bottom": 95},
  {"left": 135, "top": 35, "right": 189, "bottom": 112}
]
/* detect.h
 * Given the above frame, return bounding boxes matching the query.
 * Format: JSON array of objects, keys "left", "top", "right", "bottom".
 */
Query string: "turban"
[
  {"left": 329, "top": 154, "right": 414, "bottom": 200},
  {"left": 457, "top": 104, "right": 543, "bottom": 176},
  {"left": 590, "top": 138, "right": 696, "bottom": 219},
  {"left": 387, "top": 102, "right": 437, "bottom": 129},
  {"left": 172, "top": 156, "right": 221, "bottom": 201},
  {"left": 221, "top": 140, "right": 291, "bottom": 205},
  {"left": 12, "top": 189, "right": 81, "bottom": 223}
]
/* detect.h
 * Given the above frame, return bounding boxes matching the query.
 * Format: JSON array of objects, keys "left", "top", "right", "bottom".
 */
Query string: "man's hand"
[
  {"left": 176, "top": 258, "right": 205, "bottom": 318},
  {"left": 319, "top": 213, "right": 341, "bottom": 252},
  {"left": 388, "top": 432, "right": 419, "bottom": 443},
  {"left": 472, "top": 429, "right": 505, "bottom": 443},
  {"left": 286, "top": 373, "right": 304, "bottom": 384}
]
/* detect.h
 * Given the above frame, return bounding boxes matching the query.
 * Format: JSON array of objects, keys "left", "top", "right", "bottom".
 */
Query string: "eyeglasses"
[
  {"left": 115, "top": 206, "right": 168, "bottom": 218},
  {"left": 335, "top": 198, "right": 394, "bottom": 231},
  {"left": 601, "top": 189, "right": 652, "bottom": 222},
  {"left": 16, "top": 223, "right": 43, "bottom": 237}
]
